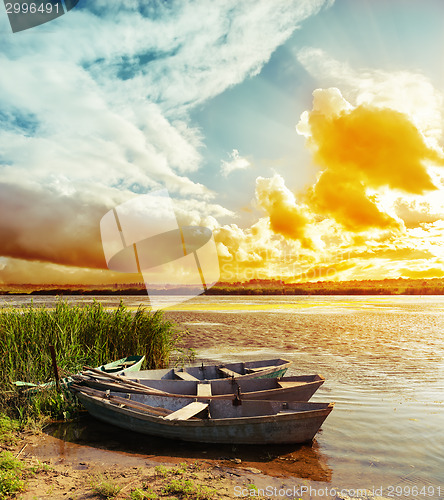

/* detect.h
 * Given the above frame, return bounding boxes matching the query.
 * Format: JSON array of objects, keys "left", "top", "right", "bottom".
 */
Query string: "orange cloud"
[
  {"left": 399, "top": 267, "right": 444, "bottom": 279},
  {"left": 255, "top": 175, "right": 312, "bottom": 248},
  {"left": 394, "top": 199, "right": 442, "bottom": 228},
  {"left": 299, "top": 89, "right": 444, "bottom": 231},
  {"left": 311, "top": 169, "right": 398, "bottom": 231},
  {"left": 309, "top": 105, "right": 441, "bottom": 192},
  {"left": 0, "top": 183, "right": 107, "bottom": 270}
]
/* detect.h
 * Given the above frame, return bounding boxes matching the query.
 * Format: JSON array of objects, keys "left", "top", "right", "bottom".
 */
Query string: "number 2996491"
[{"left": 5, "top": 2, "right": 60, "bottom": 15}]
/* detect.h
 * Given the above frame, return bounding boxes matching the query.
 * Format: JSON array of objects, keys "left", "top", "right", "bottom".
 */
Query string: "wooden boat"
[
  {"left": 71, "top": 384, "right": 334, "bottom": 445},
  {"left": 96, "top": 355, "right": 145, "bottom": 374},
  {"left": 14, "top": 355, "right": 145, "bottom": 391},
  {"left": 120, "top": 358, "right": 292, "bottom": 381},
  {"left": 77, "top": 372, "right": 325, "bottom": 402}
]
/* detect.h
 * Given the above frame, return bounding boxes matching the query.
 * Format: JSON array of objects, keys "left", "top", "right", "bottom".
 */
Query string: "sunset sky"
[{"left": 1, "top": 0, "right": 444, "bottom": 285}]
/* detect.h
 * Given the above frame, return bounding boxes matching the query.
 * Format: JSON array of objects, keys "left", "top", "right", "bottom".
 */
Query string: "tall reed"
[{"left": 0, "top": 300, "right": 182, "bottom": 419}]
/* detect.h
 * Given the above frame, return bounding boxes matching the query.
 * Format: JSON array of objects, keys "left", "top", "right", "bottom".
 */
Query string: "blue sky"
[
  {"left": 1, "top": 0, "right": 444, "bottom": 285},
  {"left": 193, "top": 0, "right": 444, "bottom": 219}
]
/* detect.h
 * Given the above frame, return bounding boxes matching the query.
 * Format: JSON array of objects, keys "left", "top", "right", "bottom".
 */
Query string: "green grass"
[
  {"left": 90, "top": 474, "right": 122, "bottom": 498},
  {"left": 162, "top": 478, "right": 217, "bottom": 500},
  {"left": 130, "top": 487, "right": 158, "bottom": 500},
  {"left": 154, "top": 464, "right": 188, "bottom": 478},
  {"left": 0, "top": 299, "right": 183, "bottom": 419},
  {"left": 0, "top": 414, "right": 20, "bottom": 446},
  {"left": 0, "top": 451, "right": 24, "bottom": 499}
]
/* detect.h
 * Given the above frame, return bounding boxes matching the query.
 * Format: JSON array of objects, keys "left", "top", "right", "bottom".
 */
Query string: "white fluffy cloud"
[
  {"left": 0, "top": 0, "right": 332, "bottom": 281},
  {"left": 220, "top": 149, "right": 251, "bottom": 177}
]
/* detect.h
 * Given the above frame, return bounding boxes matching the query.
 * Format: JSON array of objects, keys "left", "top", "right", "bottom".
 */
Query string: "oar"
[
  {"left": 82, "top": 366, "right": 169, "bottom": 395},
  {"left": 80, "top": 366, "right": 229, "bottom": 401},
  {"left": 71, "top": 384, "right": 173, "bottom": 416}
]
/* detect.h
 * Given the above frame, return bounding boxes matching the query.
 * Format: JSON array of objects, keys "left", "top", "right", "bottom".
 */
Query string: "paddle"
[{"left": 82, "top": 366, "right": 169, "bottom": 395}]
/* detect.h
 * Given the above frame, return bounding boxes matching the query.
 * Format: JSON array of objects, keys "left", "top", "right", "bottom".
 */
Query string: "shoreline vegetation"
[
  {"left": 0, "top": 300, "right": 388, "bottom": 499},
  {"left": 0, "top": 300, "right": 183, "bottom": 421},
  {"left": 1, "top": 277, "right": 444, "bottom": 296},
  {"left": 0, "top": 301, "right": 195, "bottom": 497}
]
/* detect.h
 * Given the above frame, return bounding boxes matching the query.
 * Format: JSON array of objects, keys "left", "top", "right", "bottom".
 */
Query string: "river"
[{"left": 3, "top": 294, "right": 443, "bottom": 497}]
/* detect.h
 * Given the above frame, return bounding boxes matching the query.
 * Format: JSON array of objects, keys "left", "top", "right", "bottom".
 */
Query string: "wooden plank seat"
[
  {"left": 245, "top": 367, "right": 268, "bottom": 373},
  {"left": 197, "top": 382, "right": 212, "bottom": 397},
  {"left": 164, "top": 402, "right": 209, "bottom": 421},
  {"left": 277, "top": 381, "right": 305, "bottom": 388},
  {"left": 173, "top": 369, "right": 199, "bottom": 381},
  {"left": 218, "top": 367, "right": 241, "bottom": 378}
]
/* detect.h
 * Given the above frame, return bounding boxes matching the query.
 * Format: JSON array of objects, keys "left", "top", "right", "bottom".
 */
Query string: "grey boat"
[
  {"left": 78, "top": 373, "right": 325, "bottom": 402},
  {"left": 71, "top": 384, "right": 334, "bottom": 445},
  {"left": 120, "top": 358, "right": 292, "bottom": 381}
]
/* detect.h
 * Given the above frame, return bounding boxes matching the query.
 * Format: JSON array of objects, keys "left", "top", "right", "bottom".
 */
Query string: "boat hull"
[
  {"left": 76, "top": 390, "right": 333, "bottom": 445},
  {"left": 122, "top": 358, "right": 291, "bottom": 381},
  {"left": 83, "top": 374, "right": 325, "bottom": 402}
]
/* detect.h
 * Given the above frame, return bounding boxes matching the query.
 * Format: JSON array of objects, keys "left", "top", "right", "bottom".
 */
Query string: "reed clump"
[{"left": 0, "top": 300, "right": 181, "bottom": 419}]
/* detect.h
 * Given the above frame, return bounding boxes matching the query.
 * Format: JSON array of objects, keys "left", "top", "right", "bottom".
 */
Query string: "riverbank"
[
  {"left": 1, "top": 295, "right": 441, "bottom": 499},
  {"left": 0, "top": 300, "right": 182, "bottom": 421},
  {"left": 1, "top": 426, "right": 239, "bottom": 499},
  {"left": 2, "top": 276, "right": 444, "bottom": 296},
  {"left": 2, "top": 423, "right": 391, "bottom": 500}
]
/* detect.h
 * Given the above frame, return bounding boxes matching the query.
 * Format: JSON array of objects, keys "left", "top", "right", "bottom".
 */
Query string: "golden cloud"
[
  {"left": 298, "top": 88, "right": 444, "bottom": 231},
  {"left": 399, "top": 267, "right": 444, "bottom": 279},
  {"left": 255, "top": 174, "right": 313, "bottom": 248},
  {"left": 311, "top": 169, "right": 399, "bottom": 231}
]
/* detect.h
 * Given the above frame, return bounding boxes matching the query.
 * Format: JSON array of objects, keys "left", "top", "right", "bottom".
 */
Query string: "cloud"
[
  {"left": 0, "top": 0, "right": 332, "bottom": 282},
  {"left": 310, "top": 169, "right": 400, "bottom": 231},
  {"left": 220, "top": 149, "right": 251, "bottom": 177},
  {"left": 394, "top": 198, "right": 443, "bottom": 228},
  {"left": 255, "top": 174, "right": 313, "bottom": 247},
  {"left": 399, "top": 266, "right": 444, "bottom": 279},
  {"left": 297, "top": 88, "right": 444, "bottom": 230},
  {"left": 213, "top": 208, "right": 325, "bottom": 282},
  {"left": 0, "top": 183, "right": 108, "bottom": 269},
  {"left": 0, "top": 257, "right": 141, "bottom": 286},
  {"left": 296, "top": 47, "right": 444, "bottom": 150}
]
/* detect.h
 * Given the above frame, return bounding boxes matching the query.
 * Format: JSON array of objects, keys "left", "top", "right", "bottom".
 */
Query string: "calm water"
[{"left": 3, "top": 294, "right": 444, "bottom": 497}]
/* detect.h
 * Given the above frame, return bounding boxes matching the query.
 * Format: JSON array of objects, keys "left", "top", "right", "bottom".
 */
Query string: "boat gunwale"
[
  {"left": 123, "top": 358, "right": 292, "bottom": 380},
  {"left": 80, "top": 374, "right": 325, "bottom": 400},
  {"left": 76, "top": 390, "right": 334, "bottom": 427}
]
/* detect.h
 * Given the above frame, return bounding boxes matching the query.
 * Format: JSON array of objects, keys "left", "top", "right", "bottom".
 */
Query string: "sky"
[{"left": 1, "top": 0, "right": 444, "bottom": 285}]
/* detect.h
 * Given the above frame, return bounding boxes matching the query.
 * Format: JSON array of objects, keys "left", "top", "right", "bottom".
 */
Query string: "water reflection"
[
  {"left": 44, "top": 414, "right": 332, "bottom": 481},
  {"left": 4, "top": 295, "right": 444, "bottom": 490}
]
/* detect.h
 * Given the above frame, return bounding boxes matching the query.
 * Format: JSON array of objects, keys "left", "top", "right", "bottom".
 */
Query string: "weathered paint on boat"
[
  {"left": 74, "top": 386, "right": 334, "bottom": 445},
  {"left": 96, "top": 355, "right": 145, "bottom": 374},
  {"left": 82, "top": 374, "right": 325, "bottom": 402},
  {"left": 122, "top": 358, "right": 292, "bottom": 381}
]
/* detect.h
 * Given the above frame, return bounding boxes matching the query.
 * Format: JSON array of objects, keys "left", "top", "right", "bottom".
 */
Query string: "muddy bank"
[
  {"left": 39, "top": 413, "right": 332, "bottom": 481},
  {"left": 12, "top": 429, "right": 386, "bottom": 500},
  {"left": 2, "top": 417, "right": 393, "bottom": 500},
  {"left": 11, "top": 425, "right": 329, "bottom": 500}
]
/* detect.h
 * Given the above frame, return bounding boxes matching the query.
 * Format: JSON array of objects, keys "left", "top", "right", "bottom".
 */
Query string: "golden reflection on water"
[
  {"left": 42, "top": 415, "right": 332, "bottom": 482},
  {"left": 2, "top": 295, "right": 444, "bottom": 494}
]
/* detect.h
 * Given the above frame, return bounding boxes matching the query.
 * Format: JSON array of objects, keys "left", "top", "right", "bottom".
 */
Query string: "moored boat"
[
  {"left": 120, "top": 358, "right": 291, "bottom": 381},
  {"left": 14, "top": 355, "right": 145, "bottom": 391},
  {"left": 77, "top": 372, "right": 325, "bottom": 402},
  {"left": 71, "top": 384, "right": 334, "bottom": 445},
  {"left": 96, "top": 355, "right": 145, "bottom": 374}
]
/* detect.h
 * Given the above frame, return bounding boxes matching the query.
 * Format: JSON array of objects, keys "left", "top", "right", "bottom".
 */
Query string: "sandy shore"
[{"left": 2, "top": 428, "right": 391, "bottom": 500}]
